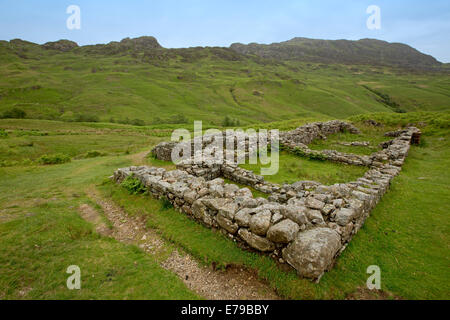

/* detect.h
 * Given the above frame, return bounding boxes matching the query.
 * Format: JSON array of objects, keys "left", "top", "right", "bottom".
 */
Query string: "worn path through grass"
[{"left": 82, "top": 188, "right": 279, "bottom": 300}]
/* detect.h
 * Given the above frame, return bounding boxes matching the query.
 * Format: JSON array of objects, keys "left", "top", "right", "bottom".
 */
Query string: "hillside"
[
  {"left": 230, "top": 38, "right": 442, "bottom": 70},
  {"left": 0, "top": 35, "right": 449, "bottom": 301},
  {"left": 0, "top": 36, "right": 449, "bottom": 125}
]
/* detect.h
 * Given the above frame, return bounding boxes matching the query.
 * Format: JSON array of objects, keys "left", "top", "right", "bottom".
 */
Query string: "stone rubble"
[
  {"left": 116, "top": 122, "right": 420, "bottom": 280},
  {"left": 338, "top": 141, "right": 370, "bottom": 147}
]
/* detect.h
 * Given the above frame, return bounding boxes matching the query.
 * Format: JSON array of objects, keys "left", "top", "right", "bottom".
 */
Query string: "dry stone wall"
[
  {"left": 278, "top": 120, "right": 361, "bottom": 146},
  {"left": 115, "top": 122, "right": 420, "bottom": 280}
]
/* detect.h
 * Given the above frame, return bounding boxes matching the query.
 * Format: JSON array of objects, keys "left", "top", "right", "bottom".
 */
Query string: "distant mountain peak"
[
  {"left": 43, "top": 40, "right": 79, "bottom": 52},
  {"left": 2, "top": 35, "right": 442, "bottom": 70},
  {"left": 230, "top": 37, "right": 441, "bottom": 69},
  {"left": 112, "top": 36, "right": 162, "bottom": 49}
]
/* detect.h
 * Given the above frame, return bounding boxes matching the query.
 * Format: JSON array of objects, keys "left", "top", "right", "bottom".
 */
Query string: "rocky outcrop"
[
  {"left": 230, "top": 38, "right": 442, "bottom": 70},
  {"left": 43, "top": 40, "right": 79, "bottom": 52}
]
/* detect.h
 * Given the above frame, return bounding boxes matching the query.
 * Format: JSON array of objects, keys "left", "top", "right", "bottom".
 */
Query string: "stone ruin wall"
[
  {"left": 113, "top": 121, "right": 420, "bottom": 280},
  {"left": 167, "top": 121, "right": 416, "bottom": 202}
]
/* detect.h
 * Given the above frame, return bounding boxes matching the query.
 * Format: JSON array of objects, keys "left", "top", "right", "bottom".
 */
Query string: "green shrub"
[
  {"left": 0, "top": 129, "right": 7, "bottom": 138},
  {"left": 130, "top": 119, "right": 146, "bottom": 126},
  {"left": 147, "top": 152, "right": 157, "bottom": 160},
  {"left": 21, "top": 158, "right": 33, "bottom": 166},
  {"left": 1, "top": 108, "right": 26, "bottom": 119},
  {"left": 74, "top": 113, "right": 100, "bottom": 123},
  {"left": 0, "top": 158, "right": 34, "bottom": 167},
  {"left": 222, "top": 115, "right": 241, "bottom": 127},
  {"left": 0, "top": 160, "right": 17, "bottom": 167},
  {"left": 168, "top": 114, "right": 188, "bottom": 124},
  {"left": 308, "top": 152, "right": 327, "bottom": 161},
  {"left": 290, "top": 146, "right": 326, "bottom": 161},
  {"left": 19, "top": 141, "right": 34, "bottom": 147},
  {"left": 16, "top": 130, "right": 49, "bottom": 137},
  {"left": 84, "top": 150, "right": 105, "bottom": 158},
  {"left": 150, "top": 115, "right": 188, "bottom": 125},
  {"left": 292, "top": 147, "right": 306, "bottom": 157},
  {"left": 121, "top": 175, "right": 147, "bottom": 195},
  {"left": 362, "top": 86, "right": 405, "bottom": 113},
  {"left": 117, "top": 118, "right": 146, "bottom": 126},
  {"left": 159, "top": 197, "right": 173, "bottom": 211},
  {"left": 38, "top": 153, "right": 71, "bottom": 165}
]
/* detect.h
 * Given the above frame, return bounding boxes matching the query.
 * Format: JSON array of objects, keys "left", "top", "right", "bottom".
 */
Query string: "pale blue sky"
[{"left": 0, "top": 0, "right": 449, "bottom": 62}]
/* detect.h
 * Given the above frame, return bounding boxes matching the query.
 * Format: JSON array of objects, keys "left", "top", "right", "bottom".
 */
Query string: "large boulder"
[
  {"left": 305, "top": 197, "right": 325, "bottom": 211},
  {"left": 334, "top": 208, "right": 356, "bottom": 226},
  {"left": 224, "top": 184, "right": 240, "bottom": 197},
  {"left": 238, "top": 229, "right": 275, "bottom": 252},
  {"left": 235, "top": 209, "right": 252, "bottom": 227},
  {"left": 282, "top": 228, "right": 341, "bottom": 279},
  {"left": 249, "top": 210, "right": 272, "bottom": 236},
  {"left": 183, "top": 190, "right": 198, "bottom": 204},
  {"left": 201, "top": 198, "right": 229, "bottom": 211},
  {"left": 267, "top": 219, "right": 299, "bottom": 243},
  {"left": 192, "top": 200, "right": 213, "bottom": 226},
  {"left": 306, "top": 209, "right": 325, "bottom": 225},
  {"left": 218, "top": 202, "right": 238, "bottom": 220},
  {"left": 280, "top": 205, "right": 308, "bottom": 225},
  {"left": 216, "top": 213, "right": 239, "bottom": 234}
]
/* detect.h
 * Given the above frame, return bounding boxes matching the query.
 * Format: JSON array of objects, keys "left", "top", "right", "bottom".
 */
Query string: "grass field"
[
  {"left": 0, "top": 120, "right": 166, "bottom": 166},
  {"left": 308, "top": 127, "right": 390, "bottom": 156},
  {"left": 240, "top": 151, "right": 368, "bottom": 185},
  {"left": 0, "top": 112, "right": 448, "bottom": 300},
  {"left": 0, "top": 156, "right": 200, "bottom": 299}
]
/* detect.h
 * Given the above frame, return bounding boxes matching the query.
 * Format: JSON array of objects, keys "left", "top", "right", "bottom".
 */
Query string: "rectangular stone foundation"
[{"left": 114, "top": 124, "right": 419, "bottom": 280}]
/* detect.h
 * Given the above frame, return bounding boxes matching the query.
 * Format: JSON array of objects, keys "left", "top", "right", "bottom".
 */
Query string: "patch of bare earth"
[
  {"left": 79, "top": 190, "right": 279, "bottom": 300},
  {"left": 129, "top": 151, "right": 149, "bottom": 166},
  {"left": 79, "top": 204, "right": 112, "bottom": 237}
]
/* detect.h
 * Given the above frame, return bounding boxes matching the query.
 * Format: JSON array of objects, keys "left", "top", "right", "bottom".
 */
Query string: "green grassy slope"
[
  {"left": 0, "top": 156, "right": 199, "bottom": 299},
  {"left": 0, "top": 39, "right": 449, "bottom": 126}
]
